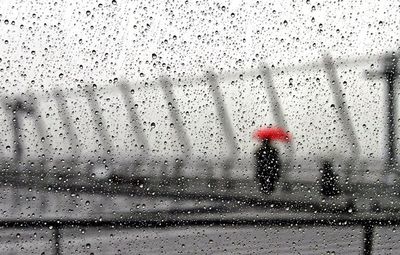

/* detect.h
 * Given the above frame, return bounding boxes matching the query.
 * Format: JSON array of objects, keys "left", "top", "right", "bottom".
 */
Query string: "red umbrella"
[{"left": 253, "top": 126, "right": 292, "bottom": 142}]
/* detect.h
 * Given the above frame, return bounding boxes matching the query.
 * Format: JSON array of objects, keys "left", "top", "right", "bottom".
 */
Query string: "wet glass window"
[{"left": 0, "top": 1, "right": 399, "bottom": 254}]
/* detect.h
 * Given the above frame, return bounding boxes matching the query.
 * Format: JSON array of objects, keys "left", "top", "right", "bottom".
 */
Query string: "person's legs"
[{"left": 260, "top": 175, "right": 275, "bottom": 194}]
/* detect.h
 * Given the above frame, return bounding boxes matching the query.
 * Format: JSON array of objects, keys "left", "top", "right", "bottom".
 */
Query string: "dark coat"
[
  {"left": 320, "top": 161, "right": 341, "bottom": 197},
  {"left": 255, "top": 140, "right": 281, "bottom": 193}
]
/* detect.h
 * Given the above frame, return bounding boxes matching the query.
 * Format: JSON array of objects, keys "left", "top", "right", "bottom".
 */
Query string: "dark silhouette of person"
[
  {"left": 320, "top": 160, "right": 341, "bottom": 197},
  {"left": 255, "top": 139, "right": 281, "bottom": 194}
]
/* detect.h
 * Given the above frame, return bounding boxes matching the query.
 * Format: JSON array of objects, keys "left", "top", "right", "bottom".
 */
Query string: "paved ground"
[
  {"left": 0, "top": 225, "right": 399, "bottom": 254},
  {"left": 0, "top": 177, "right": 399, "bottom": 222},
  {"left": 1, "top": 176, "right": 400, "bottom": 254},
  {"left": 0, "top": 186, "right": 400, "bottom": 254}
]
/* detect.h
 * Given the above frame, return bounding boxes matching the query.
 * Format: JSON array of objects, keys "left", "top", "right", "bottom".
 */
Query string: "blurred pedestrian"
[
  {"left": 320, "top": 160, "right": 341, "bottom": 197},
  {"left": 253, "top": 126, "right": 291, "bottom": 194},
  {"left": 255, "top": 139, "right": 281, "bottom": 194}
]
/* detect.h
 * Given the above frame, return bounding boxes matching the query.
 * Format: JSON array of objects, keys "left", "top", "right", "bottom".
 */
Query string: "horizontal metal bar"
[{"left": 0, "top": 214, "right": 399, "bottom": 229}]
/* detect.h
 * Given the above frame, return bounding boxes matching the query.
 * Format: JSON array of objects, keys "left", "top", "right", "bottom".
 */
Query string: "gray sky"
[{"left": 0, "top": 0, "right": 399, "bottom": 163}]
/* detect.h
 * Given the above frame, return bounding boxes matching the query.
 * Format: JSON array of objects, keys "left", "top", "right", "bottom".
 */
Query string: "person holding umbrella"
[{"left": 253, "top": 126, "right": 291, "bottom": 194}]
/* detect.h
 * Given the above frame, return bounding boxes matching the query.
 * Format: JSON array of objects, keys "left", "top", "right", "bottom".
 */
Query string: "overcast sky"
[{"left": 0, "top": 0, "right": 399, "bottom": 164}]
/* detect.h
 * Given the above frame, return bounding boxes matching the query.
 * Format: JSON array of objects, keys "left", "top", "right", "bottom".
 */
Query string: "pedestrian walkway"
[{"left": 1, "top": 173, "right": 400, "bottom": 221}]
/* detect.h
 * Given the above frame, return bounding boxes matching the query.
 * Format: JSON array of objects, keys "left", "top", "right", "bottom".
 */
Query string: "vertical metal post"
[
  {"left": 0, "top": 98, "right": 8, "bottom": 159},
  {"left": 323, "top": 55, "right": 361, "bottom": 199},
  {"left": 362, "top": 224, "right": 374, "bottom": 255},
  {"left": 25, "top": 93, "right": 53, "bottom": 213},
  {"left": 26, "top": 93, "right": 53, "bottom": 169},
  {"left": 53, "top": 226, "right": 62, "bottom": 255},
  {"left": 11, "top": 110, "right": 22, "bottom": 167},
  {"left": 260, "top": 65, "right": 295, "bottom": 189},
  {"left": 6, "top": 99, "right": 37, "bottom": 169},
  {"left": 207, "top": 71, "right": 238, "bottom": 186},
  {"left": 382, "top": 54, "right": 399, "bottom": 180},
  {"left": 4, "top": 99, "right": 24, "bottom": 169},
  {"left": 119, "top": 81, "right": 150, "bottom": 180},
  {"left": 3, "top": 99, "right": 26, "bottom": 214},
  {"left": 85, "top": 88, "right": 114, "bottom": 168},
  {"left": 118, "top": 81, "right": 150, "bottom": 157},
  {"left": 159, "top": 77, "right": 191, "bottom": 182},
  {"left": 366, "top": 52, "right": 399, "bottom": 186},
  {"left": 53, "top": 89, "right": 82, "bottom": 161}
]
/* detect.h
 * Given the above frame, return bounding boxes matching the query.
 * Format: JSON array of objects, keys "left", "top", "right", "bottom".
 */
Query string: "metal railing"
[{"left": 1, "top": 213, "right": 398, "bottom": 255}]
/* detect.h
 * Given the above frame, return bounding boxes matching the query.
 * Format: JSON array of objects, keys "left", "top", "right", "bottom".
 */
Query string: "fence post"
[
  {"left": 362, "top": 224, "right": 374, "bottom": 255},
  {"left": 53, "top": 226, "right": 62, "bottom": 255}
]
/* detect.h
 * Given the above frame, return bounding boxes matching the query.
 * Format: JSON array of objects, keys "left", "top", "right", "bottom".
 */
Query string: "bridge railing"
[{"left": 1, "top": 213, "right": 398, "bottom": 255}]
